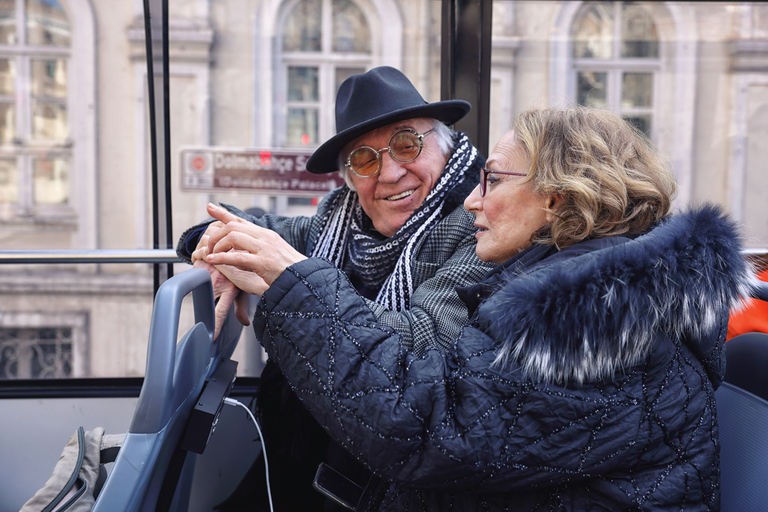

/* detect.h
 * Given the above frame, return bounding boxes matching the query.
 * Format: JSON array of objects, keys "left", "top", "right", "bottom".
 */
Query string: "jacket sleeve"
[
  {"left": 174, "top": 188, "right": 347, "bottom": 263},
  {"left": 254, "top": 258, "right": 650, "bottom": 492}
]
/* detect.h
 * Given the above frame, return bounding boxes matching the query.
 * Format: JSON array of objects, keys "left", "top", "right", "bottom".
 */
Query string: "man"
[{"left": 177, "top": 66, "right": 493, "bottom": 511}]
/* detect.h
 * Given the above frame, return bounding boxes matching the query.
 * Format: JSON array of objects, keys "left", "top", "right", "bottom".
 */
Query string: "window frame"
[
  {"left": 275, "top": 0, "right": 375, "bottom": 148},
  {"left": 0, "top": 0, "right": 73, "bottom": 221},
  {"left": 254, "top": 0, "right": 403, "bottom": 150},
  {"left": 570, "top": 1, "right": 661, "bottom": 139},
  {"left": 0, "top": 0, "right": 97, "bottom": 250},
  {"left": 550, "top": 0, "right": 698, "bottom": 205},
  {"left": 0, "top": 0, "right": 764, "bottom": 394},
  {"left": 0, "top": 311, "right": 88, "bottom": 379}
]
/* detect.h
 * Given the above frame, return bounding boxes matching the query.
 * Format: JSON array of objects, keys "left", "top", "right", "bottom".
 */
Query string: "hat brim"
[{"left": 306, "top": 99, "right": 470, "bottom": 174}]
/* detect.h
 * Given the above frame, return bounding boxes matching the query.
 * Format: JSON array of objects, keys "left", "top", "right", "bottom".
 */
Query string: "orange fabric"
[{"left": 727, "top": 269, "right": 768, "bottom": 340}]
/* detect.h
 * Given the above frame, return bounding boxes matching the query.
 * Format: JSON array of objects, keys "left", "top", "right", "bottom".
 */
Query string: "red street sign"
[{"left": 180, "top": 147, "right": 344, "bottom": 195}]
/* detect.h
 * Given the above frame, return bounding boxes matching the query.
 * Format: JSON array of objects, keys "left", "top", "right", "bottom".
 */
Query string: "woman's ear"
[{"left": 544, "top": 194, "right": 562, "bottom": 222}]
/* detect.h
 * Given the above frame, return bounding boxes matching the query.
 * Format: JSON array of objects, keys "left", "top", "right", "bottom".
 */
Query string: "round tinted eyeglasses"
[
  {"left": 480, "top": 168, "right": 528, "bottom": 196},
  {"left": 345, "top": 128, "right": 435, "bottom": 178}
]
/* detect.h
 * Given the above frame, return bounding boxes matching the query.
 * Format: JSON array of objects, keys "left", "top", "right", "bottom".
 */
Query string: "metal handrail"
[
  {"left": 0, "top": 248, "right": 763, "bottom": 265},
  {"left": 0, "top": 249, "right": 180, "bottom": 264}
]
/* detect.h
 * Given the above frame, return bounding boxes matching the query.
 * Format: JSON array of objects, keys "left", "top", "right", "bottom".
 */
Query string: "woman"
[{"left": 205, "top": 106, "right": 755, "bottom": 510}]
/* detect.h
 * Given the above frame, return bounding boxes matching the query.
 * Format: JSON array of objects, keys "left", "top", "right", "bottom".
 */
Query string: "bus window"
[
  {"left": 489, "top": 1, "right": 768, "bottom": 251},
  {"left": 0, "top": 0, "right": 765, "bottom": 383}
]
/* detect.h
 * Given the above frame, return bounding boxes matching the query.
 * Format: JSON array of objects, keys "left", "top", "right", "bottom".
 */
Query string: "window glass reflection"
[
  {"left": 621, "top": 3, "right": 659, "bottom": 58},
  {"left": 32, "top": 102, "right": 67, "bottom": 139},
  {"left": 31, "top": 59, "right": 67, "bottom": 98},
  {"left": 288, "top": 66, "right": 319, "bottom": 101},
  {"left": 0, "top": 157, "right": 17, "bottom": 203},
  {"left": 287, "top": 107, "right": 318, "bottom": 146},
  {"left": 33, "top": 156, "right": 68, "bottom": 205},
  {"left": 577, "top": 71, "right": 607, "bottom": 108},
  {"left": 0, "top": 103, "right": 14, "bottom": 141},
  {"left": 0, "top": 0, "right": 15, "bottom": 44},
  {"left": 332, "top": 0, "right": 370, "bottom": 53},
  {"left": 622, "top": 72, "right": 653, "bottom": 108},
  {"left": 0, "top": 58, "right": 15, "bottom": 96},
  {"left": 283, "top": 0, "right": 322, "bottom": 52},
  {"left": 26, "top": 0, "right": 70, "bottom": 47},
  {"left": 335, "top": 67, "right": 365, "bottom": 94},
  {"left": 573, "top": 2, "right": 613, "bottom": 59}
]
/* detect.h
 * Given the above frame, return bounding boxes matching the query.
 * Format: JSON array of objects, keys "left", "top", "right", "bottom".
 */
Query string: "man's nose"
[{"left": 376, "top": 151, "right": 407, "bottom": 183}]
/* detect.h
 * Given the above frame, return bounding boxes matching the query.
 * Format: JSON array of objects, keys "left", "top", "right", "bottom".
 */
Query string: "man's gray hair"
[{"left": 336, "top": 120, "right": 456, "bottom": 191}]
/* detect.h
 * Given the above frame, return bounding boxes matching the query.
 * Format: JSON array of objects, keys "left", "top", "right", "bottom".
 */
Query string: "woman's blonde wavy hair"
[{"left": 514, "top": 106, "right": 677, "bottom": 249}]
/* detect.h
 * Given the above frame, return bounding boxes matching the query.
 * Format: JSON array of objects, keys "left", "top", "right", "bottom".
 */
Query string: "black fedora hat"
[{"left": 306, "top": 66, "right": 470, "bottom": 174}]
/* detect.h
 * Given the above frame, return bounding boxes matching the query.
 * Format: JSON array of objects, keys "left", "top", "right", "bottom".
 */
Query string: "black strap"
[
  {"left": 155, "top": 446, "right": 188, "bottom": 511},
  {"left": 42, "top": 427, "right": 86, "bottom": 512}
]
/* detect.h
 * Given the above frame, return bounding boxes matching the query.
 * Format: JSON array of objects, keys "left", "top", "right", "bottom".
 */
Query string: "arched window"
[
  {"left": 571, "top": 1, "right": 660, "bottom": 137},
  {"left": 0, "top": 0, "right": 71, "bottom": 221},
  {"left": 277, "top": 0, "right": 372, "bottom": 148}
]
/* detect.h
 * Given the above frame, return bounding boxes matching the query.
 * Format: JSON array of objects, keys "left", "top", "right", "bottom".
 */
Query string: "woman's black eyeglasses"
[
  {"left": 345, "top": 129, "right": 435, "bottom": 178},
  {"left": 480, "top": 168, "right": 528, "bottom": 196}
]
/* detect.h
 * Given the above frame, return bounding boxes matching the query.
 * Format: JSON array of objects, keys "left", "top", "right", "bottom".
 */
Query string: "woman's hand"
[
  {"left": 190, "top": 221, "right": 225, "bottom": 264},
  {"left": 190, "top": 222, "right": 254, "bottom": 340},
  {"left": 205, "top": 203, "right": 307, "bottom": 292}
]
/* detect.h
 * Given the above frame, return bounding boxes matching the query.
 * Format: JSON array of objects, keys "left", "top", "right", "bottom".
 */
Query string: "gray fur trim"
[{"left": 486, "top": 204, "right": 756, "bottom": 385}]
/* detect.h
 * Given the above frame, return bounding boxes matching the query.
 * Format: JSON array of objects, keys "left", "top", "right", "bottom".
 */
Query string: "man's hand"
[{"left": 204, "top": 203, "right": 307, "bottom": 288}]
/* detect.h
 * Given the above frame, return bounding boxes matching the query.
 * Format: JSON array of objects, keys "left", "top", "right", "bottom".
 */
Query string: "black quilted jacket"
[{"left": 253, "top": 205, "right": 755, "bottom": 511}]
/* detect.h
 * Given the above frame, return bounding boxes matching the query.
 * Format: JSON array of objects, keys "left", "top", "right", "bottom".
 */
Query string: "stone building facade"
[{"left": 0, "top": 0, "right": 766, "bottom": 379}]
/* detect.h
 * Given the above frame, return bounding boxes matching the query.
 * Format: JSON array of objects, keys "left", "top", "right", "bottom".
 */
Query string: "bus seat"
[
  {"left": 92, "top": 268, "right": 238, "bottom": 512},
  {"left": 716, "top": 382, "right": 768, "bottom": 511},
  {"left": 723, "top": 332, "right": 768, "bottom": 401},
  {"left": 716, "top": 330, "right": 768, "bottom": 512}
]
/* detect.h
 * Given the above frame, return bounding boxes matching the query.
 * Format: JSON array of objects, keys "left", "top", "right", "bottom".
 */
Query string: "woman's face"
[
  {"left": 464, "top": 131, "right": 556, "bottom": 264},
  {"left": 342, "top": 118, "right": 449, "bottom": 238}
]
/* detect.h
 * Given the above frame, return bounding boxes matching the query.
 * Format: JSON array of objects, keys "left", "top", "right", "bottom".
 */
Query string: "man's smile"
[{"left": 385, "top": 189, "right": 416, "bottom": 201}]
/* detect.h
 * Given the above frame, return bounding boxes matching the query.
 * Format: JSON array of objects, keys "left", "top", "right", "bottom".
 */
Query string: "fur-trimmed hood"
[{"left": 484, "top": 204, "right": 757, "bottom": 385}]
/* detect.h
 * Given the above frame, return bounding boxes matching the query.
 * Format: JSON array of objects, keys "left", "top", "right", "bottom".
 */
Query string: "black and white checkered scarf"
[{"left": 311, "top": 132, "right": 478, "bottom": 311}]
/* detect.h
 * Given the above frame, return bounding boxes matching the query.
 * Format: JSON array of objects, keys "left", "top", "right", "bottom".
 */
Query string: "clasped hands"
[{"left": 190, "top": 203, "right": 307, "bottom": 340}]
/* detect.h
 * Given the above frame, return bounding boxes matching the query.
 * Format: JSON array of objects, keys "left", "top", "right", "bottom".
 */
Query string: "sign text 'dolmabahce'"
[{"left": 181, "top": 147, "right": 344, "bottom": 195}]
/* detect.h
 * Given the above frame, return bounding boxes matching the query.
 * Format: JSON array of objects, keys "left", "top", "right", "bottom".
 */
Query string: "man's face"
[{"left": 341, "top": 118, "right": 449, "bottom": 237}]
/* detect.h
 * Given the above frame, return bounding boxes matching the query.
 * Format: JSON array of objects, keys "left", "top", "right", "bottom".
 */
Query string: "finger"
[
  {"left": 209, "top": 231, "right": 262, "bottom": 259},
  {"left": 191, "top": 222, "right": 223, "bottom": 262},
  {"left": 192, "top": 259, "right": 234, "bottom": 299},
  {"left": 215, "top": 263, "right": 269, "bottom": 296},
  {"left": 213, "top": 286, "right": 238, "bottom": 341},
  {"left": 234, "top": 291, "right": 251, "bottom": 326},
  {"left": 206, "top": 224, "right": 247, "bottom": 254},
  {"left": 207, "top": 247, "right": 258, "bottom": 271},
  {"left": 190, "top": 243, "right": 208, "bottom": 263},
  {"left": 206, "top": 203, "right": 244, "bottom": 226},
  {"left": 206, "top": 223, "right": 269, "bottom": 256}
]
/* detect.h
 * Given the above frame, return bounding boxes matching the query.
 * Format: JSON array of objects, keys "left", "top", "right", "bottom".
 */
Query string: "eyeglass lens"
[{"left": 347, "top": 130, "right": 425, "bottom": 177}]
